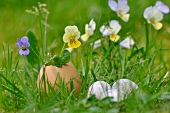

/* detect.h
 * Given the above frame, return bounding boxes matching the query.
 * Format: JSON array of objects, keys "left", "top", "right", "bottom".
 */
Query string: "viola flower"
[
  {"left": 108, "top": 0, "right": 130, "bottom": 22},
  {"left": 100, "top": 20, "right": 121, "bottom": 42},
  {"left": 120, "top": 37, "right": 135, "bottom": 49},
  {"left": 155, "top": 1, "right": 169, "bottom": 14},
  {"left": 63, "top": 26, "right": 81, "bottom": 48},
  {"left": 16, "top": 36, "right": 30, "bottom": 56},
  {"left": 90, "top": 39, "right": 101, "bottom": 49},
  {"left": 144, "top": 6, "right": 163, "bottom": 30},
  {"left": 81, "top": 19, "right": 96, "bottom": 42}
]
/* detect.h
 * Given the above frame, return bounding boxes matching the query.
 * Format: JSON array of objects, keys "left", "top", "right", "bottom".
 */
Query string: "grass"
[{"left": 0, "top": 0, "right": 170, "bottom": 112}]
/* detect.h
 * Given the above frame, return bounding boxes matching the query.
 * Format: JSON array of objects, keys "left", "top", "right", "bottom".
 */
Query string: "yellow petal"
[
  {"left": 68, "top": 40, "right": 81, "bottom": 48},
  {"left": 152, "top": 22, "right": 162, "bottom": 30},
  {"left": 81, "top": 34, "right": 90, "bottom": 42},
  {"left": 119, "top": 13, "right": 130, "bottom": 22},
  {"left": 110, "top": 34, "right": 120, "bottom": 42}
]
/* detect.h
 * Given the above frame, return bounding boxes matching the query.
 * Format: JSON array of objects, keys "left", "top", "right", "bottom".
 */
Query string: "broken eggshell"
[
  {"left": 37, "top": 62, "right": 82, "bottom": 94},
  {"left": 111, "top": 79, "right": 138, "bottom": 102},
  {"left": 87, "top": 81, "right": 111, "bottom": 100}
]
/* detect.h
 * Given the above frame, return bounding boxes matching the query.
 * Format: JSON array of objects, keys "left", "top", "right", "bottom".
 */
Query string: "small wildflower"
[
  {"left": 16, "top": 36, "right": 30, "bottom": 56},
  {"left": 90, "top": 39, "right": 101, "bottom": 49},
  {"left": 63, "top": 26, "right": 81, "bottom": 48},
  {"left": 144, "top": 6, "right": 163, "bottom": 30},
  {"left": 155, "top": 1, "right": 169, "bottom": 14},
  {"left": 120, "top": 37, "right": 135, "bottom": 49},
  {"left": 87, "top": 81, "right": 111, "bottom": 100},
  {"left": 108, "top": 0, "right": 130, "bottom": 22},
  {"left": 81, "top": 19, "right": 96, "bottom": 42},
  {"left": 100, "top": 20, "right": 121, "bottom": 42}
]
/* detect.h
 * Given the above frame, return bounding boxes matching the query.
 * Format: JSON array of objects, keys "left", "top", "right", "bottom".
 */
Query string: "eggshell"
[
  {"left": 87, "top": 81, "right": 111, "bottom": 99},
  {"left": 37, "top": 62, "right": 82, "bottom": 94},
  {"left": 111, "top": 79, "right": 138, "bottom": 101}
]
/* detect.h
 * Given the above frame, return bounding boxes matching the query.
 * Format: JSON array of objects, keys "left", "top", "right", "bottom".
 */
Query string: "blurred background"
[{"left": 0, "top": 0, "right": 170, "bottom": 68}]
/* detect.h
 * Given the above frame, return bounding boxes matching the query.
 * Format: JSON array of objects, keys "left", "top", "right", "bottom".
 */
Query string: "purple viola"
[{"left": 16, "top": 36, "right": 30, "bottom": 56}]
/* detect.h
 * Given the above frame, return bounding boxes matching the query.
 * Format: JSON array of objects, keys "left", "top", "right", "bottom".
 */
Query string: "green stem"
[{"left": 60, "top": 43, "right": 66, "bottom": 56}]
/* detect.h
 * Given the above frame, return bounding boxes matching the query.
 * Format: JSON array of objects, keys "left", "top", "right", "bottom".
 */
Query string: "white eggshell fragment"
[
  {"left": 87, "top": 81, "right": 111, "bottom": 100},
  {"left": 111, "top": 79, "right": 138, "bottom": 102}
]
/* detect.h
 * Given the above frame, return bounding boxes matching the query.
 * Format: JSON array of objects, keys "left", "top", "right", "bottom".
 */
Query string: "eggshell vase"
[{"left": 37, "top": 62, "right": 82, "bottom": 94}]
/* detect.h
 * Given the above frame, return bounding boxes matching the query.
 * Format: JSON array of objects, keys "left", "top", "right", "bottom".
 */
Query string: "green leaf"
[
  {"left": 53, "top": 56, "right": 62, "bottom": 67},
  {"left": 61, "top": 50, "right": 70, "bottom": 64},
  {"left": 26, "top": 30, "right": 40, "bottom": 67}
]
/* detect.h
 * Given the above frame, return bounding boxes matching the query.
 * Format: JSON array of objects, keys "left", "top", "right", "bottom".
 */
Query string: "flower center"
[
  {"left": 22, "top": 45, "right": 27, "bottom": 50},
  {"left": 70, "top": 38, "right": 76, "bottom": 44},
  {"left": 150, "top": 19, "right": 156, "bottom": 25}
]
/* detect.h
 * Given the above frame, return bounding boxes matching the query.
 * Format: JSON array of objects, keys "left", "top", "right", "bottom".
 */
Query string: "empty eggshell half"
[
  {"left": 111, "top": 79, "right": 138, "bottom": 101},
  {"left": 87, "top": 81, "right": 111, "bottom": 100},
  {"left": 37, "top": 62, "right": 82, "bottom": 94}
]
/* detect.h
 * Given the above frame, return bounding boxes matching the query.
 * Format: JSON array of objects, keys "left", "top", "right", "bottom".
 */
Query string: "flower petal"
[
  {"left": 19, "top": 49, "right": 30, "bottom": 56},
  {"left": 16, "top": 38, "right": 22, "bottom": 48},
  {"left": 90, "top": 39, "right": 101, "bottom": 49},
  {"left": 99, "top": 25, "right": 106, "bottom": 33},
  {"left": 65, "top": 26, "right": 78, "bottom": 34},
  {"left": 21, "top": 36, "right": 30, "bottom": 47},
  {"left": 63, "top": 32, "right": 71, "bottom": 43},
  {"left": 153, "top": 7, "right": 163, "bottom": 22},
  {"left": 110, "top": 34, "right": 120, "bottom": 42},
  {"left": 68, "top": 40, "right": 81, "bottom": 48},
  {"left": 118, "top": 13, "right": 130, "bottom": 22},
  {"left": 81, "top": 34, "right": 90, "bottom": 42},
  {"left": 155, "top": 1, "right": 169, "bottom": 14},
  {"left": 118, "top": 3, "right": 130, "bottom": 14},
  {"left": 109, "top": 20, "right": 122, "bottom": 34},
  {"left": 152, "top": 21, "right": 162, "bottom": 30},
  {"left": 143, "top": 6, "right": 153, "bottom": 19},
  {"left": 119, "top": 37, "right": 134, "bottom": 49},
  {"left": 89, "top": 19, "right": 96, "bottom": 30},
  {"left": 108, "top": 0, "right": 117, "bottom": 12}
]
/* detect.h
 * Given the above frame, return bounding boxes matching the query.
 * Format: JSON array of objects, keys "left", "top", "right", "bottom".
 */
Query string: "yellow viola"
[{"left": 63, "top": 26, "right": 81, "bottom": 48}]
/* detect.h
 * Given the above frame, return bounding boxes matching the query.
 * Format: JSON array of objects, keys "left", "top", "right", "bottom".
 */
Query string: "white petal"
[
  {"left": 65, "top": 26, "right": 78, "bottom": 34},
  {"left": 155, "top": 1, "right": 169, "bottom": 14},
  {"left": 119, "top": 37, "right": 134, "bottom": 49},
  {"left": 99, "top": 25, "right": 105, "bottom": 33},
  {"left": 87, "top": 81, "right": 111, "bottom": 100},
  {"left": 89, "top": 19, "right": 96, "bottom": 30},
  {"left": 109, "top": 20, "right": 121, "bottom": 34},
  {"left": 152, "top": 7, "right": 163, "bottom": 22},
  {"left": 118, "top": 3, "right": 130, "bottom": 14},
  {"left": 63, "top": 33, "right": 71, "bottom": 43},
  {"left": 103, "top": 28, "right": 112, "bottom": 36},
  {"left": 143, "top": 6, "right": 153, "bottom": 20},
  {"left": 108, "top": 0, "right": 117, "bottom": 12},
  {"left": 90, "top": 39, "right": 101, "bottom": 49}
]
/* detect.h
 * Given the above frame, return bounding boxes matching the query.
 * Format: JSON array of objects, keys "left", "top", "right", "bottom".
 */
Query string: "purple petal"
[
  {"left": 16, "top": 38, "right": 23, "bottom": 48},
  {"left": 108, "top": 0, "right": 117, "bottom": 12},
  {"left": 117, "top": 0, "right": 130, "bottom": 13},
  {"left": 21, "top": 36, "right": 30, "bottom": 47},
  {"left": 19, "top": 49, "right": 30, "bottom": 56},
  {"left": 155, "top": 1, "right": 169, "bottom": 14},
  {"left": 118, "top": 0, "right": 128, "bottom": 5}
]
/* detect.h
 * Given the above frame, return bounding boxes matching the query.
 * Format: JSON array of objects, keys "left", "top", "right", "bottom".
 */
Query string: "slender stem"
[
  {"left": 43, "top": 13, "right": 48, "bottom": 57},
  {"left": 60, "top": 43, "right": 66, "bottom": 56},
  {"left": 145, "top": 22, "right": 149, "bottom": 50}
]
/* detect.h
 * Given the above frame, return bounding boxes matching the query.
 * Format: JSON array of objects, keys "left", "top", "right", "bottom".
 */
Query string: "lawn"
[{"left": 0, "top": 0, "right": 170, "bottom": 112}]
